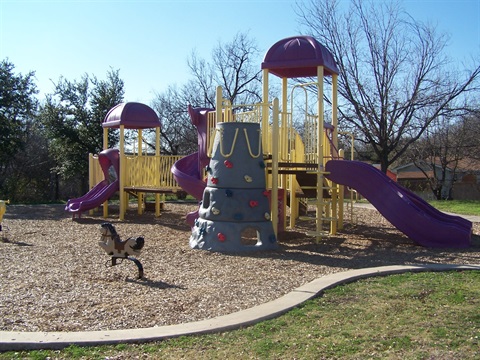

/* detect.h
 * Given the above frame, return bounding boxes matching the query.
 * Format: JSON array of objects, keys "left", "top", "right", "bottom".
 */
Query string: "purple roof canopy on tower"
[
  {"left": 102, "top": 102, "right": 160, "bottom": 129},
  {"left": 261, "top": 36, "right": 339, "bottom": 78}
]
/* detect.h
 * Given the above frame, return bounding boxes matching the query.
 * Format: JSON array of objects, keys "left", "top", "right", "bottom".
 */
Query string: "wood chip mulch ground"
[{"left": 1, "top": 203, "right": 479, "bottom": 332}]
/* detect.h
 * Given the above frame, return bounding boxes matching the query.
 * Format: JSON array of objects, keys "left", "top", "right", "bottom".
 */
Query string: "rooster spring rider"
[{"left": 98, "top": 222, "right": 145, "bottom": 279}]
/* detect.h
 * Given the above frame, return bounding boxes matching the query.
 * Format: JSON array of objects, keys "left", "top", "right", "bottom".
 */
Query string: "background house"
[{"left": 394, "top": 158, "right": 480, "bottom": 200}]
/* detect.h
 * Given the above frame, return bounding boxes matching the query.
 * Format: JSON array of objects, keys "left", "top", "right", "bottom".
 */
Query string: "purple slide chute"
[
  {"left": 171, "top": 106, "right": 212, "bottom": 226},
  {"left": 325, "top": 160, "right": 472, "bottom": 248},
  {"left": 65, "top": 149, "right": 120, "bottom": 215}
]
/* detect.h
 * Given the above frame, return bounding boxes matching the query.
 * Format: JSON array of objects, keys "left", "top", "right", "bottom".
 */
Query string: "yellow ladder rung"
[
  {"left": 306, "top": 200, "right": 330, "bottom": 205},
  {"left": 306, "top": 171, "right": 330, "bottom": 175},
  {"left": 298, "top": 216, "right": 315, "bottom": 221}
]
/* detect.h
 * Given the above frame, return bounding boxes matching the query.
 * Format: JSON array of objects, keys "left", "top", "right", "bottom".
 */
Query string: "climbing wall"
[{"left": 190, "top": 122, "right": 278, "bottom": 252}]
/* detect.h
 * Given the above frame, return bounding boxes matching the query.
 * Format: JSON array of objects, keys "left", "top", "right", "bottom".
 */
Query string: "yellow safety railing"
[
  {"left": 89, "top": 153, "right": 182, "bottom": 191},
  {"left": 124, "top": 155, "right": 183, "bottom": 189},
  {"left": 206, "top": 85, "right": 271, "bottom": 158},
  {"left": 88, "top": 153, "right": 104, "bottom": 189}
]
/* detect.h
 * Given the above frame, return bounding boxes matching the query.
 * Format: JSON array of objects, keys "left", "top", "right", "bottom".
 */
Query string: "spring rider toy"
[{"left": 98, "top": 222, "right": 145, "bottom": 279}]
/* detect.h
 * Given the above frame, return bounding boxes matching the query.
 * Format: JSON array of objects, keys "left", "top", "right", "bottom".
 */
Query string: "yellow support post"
[
  {"left": 315, "top": 66, "right": 325, "bottom": 243},
  {"left": 103, "top": 127, "right": 109, "bottom": 218},
  {"left": 155, "top": 127, "right": 161, "bottom": 217},
  {"left": 331, "top": 73, "right": 339, "bottom": 232},
  {"left": 119, "top": 125, "right": 126, "bottom": 221},
  {"left": 103, "top": 127, "right": 108, "bottom": 150},
  {"left": 262, "top": 69, "right": 270, "bottom": 152},
  {"left": 281, "top": 77, "right": 288, "bottom": 162},
  {"left": 271, "top": 98, "right": 280, "bottom": 238},
  {"left": 216, "top": 86, "right": 223, "bottom": 124},
  {"left": 338, "top": 149, "right": 345, "bottom": 230},
  {"left": 137, "top": 129, "right": 144, "bottom": 215},
  {"left": 331, "top": 74, "right": 338, "bottom": 150}
]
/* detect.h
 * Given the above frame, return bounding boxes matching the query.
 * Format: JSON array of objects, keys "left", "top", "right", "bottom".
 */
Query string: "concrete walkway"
[{"left": 1, "top": 264, "right": 479, "bottom": 351}]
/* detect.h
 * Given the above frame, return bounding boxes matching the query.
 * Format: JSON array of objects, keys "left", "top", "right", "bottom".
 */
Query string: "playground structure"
[
  {"left": 70, "top": 35, "right": 472, "bottom": 249},
  {"left": 173, "top": 35, "right": 472, "bottom": 249},
  {"left": 66, "top": 102, "right": 183, "bottom": 220}
]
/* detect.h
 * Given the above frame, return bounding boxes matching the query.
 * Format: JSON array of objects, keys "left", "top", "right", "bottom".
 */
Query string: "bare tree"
[
  {"left": 296, "top": 0, "right": 480, "bottom": 172},
  {"left": 151, "top": 85, "right": 198, "bottom": 155},
  {"left": 152, "top": 31, "right": 263, "bottom": 155},
  {"left": 187, "top": 31, "right": 263, "bottom": 106}
]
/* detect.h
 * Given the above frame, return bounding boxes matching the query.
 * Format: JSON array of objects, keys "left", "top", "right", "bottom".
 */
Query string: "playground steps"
[
  {"left": 267, "top": 161, "right": 335, "bottom": 216},
  {"left": 267, "top": 161, "right": 339, "bottom": 238},
  {"left": 294, "top": 171, "right": 331, "bottom": 199},
  {"left": 267, "top": 162, "right": 331, "bottom": 198}
]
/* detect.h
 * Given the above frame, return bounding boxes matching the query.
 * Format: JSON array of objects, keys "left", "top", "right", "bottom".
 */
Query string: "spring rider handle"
[{"left": 0, "top": 200, "right": 10, "bottom": 231}]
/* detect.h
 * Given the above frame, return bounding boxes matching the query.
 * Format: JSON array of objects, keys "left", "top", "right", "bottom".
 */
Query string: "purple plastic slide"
[
  {"left": 65, "top": 180, "right": 119, "bottom": 214},
  {"left": 65, "top": 149, "right": 120, "bottom": 215},
  {"left": 325, "top": 160, "right": 472, "bottom": 248},
  {"left": 171, "top": 152, "right": 205, "bottom": 201},
  {"left": 171, "top": 106, "right": 212, "bottom": 226}
]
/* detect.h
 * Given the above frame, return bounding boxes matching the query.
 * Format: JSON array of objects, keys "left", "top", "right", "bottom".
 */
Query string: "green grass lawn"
[
  {"left": 428, "top": 200, "right": 480, "bottom": 216},
  {"left": 3, "top": 271, "right": 479, "bottom": 360},
  {"left": 356, "top": 199, "right": 480, "bottom": 216}
]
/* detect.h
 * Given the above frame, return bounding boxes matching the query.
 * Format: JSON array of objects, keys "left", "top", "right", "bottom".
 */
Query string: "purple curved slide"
[
  {"left": 171, "top": 152, "right": 205, "bottom": 201},
  {"left": 325, "top": 160, "right": 472, "bottom": 248},
  {"left": 65, "top": 149, "right": 120, "bottom": 215},
  {"left": 65, "top": 180, "right": 119, "bottom": 214},
  {"left": 171, "top": 106, "right": 212, "bottom": 226}
]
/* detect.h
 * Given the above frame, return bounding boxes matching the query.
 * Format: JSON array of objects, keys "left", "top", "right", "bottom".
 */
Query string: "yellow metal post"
[
  {"left": 137, "top": 129, "right": 144, "bottom": 215},
  {"left": 119, "top": 125, "right": 125, "bottom": 220},
  {"left": 316, "top": 66, "right": 325, "bottom": 242},
  {"left": 102, "top": 127, "right": 109, "bottom": 218},
  {"left": 262, "top": 69, "right": 270, "bottom": 152},
  {"left": 338, "top": 149, "right": 345, "bottom": 230},
  {"left": 280, "top": 77, "right": 288, "bottom": 230},
  {"left": 155, "top": 127, "right": 161, "bottom": 217},
  {"left": 331, "top": 74, "right": 338, "bottom": 150},
  {"left": 330, "top": 73, "right": 338, "bottom": 234},
  {"left": 271, "top": 98, "right": 280, "bottom": 237},
  {"left": 216, "top": 86, "right": 223, "bottom": 124},
  {"left": 281, "top": 77, "right": 288, "bottom": 161},
  {"left": 103, "top": 127, "right": 108, "bottom": 150}
]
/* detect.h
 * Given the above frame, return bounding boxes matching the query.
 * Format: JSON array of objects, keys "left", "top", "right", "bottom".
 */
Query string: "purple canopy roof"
[
  {"left": 261, "top": 36, "right": 339, "bottom": 78},
  {"left": 102, "top": 102, "right": 160, "bottom": 129}
]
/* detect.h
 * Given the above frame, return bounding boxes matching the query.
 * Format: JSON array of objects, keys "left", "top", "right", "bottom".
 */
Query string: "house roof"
[
  {"left": 456, "top": 158, "right": 480, "bottom": 172},
  {"left": 395, "top": 158, "right": 480, "bottom": 177},
  {"left": 371, "top": 164, "right": 397, "bottom": 181},
  {"left": 396, "top": 170, "right": 434, "bottom": 180}
]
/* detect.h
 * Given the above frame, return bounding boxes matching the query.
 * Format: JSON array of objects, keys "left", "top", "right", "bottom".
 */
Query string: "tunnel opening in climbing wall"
[{"left": 241, "top": 227, "right": 261, "bottom": 246}]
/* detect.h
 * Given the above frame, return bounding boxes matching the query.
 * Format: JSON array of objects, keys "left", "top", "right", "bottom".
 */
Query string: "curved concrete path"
[{"left": 1, "top": 264, "right": 479, "bottom": 351}]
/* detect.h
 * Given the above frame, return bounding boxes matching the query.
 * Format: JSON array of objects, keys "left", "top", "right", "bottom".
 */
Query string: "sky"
[{"left": 1, "top": 0, "right": 479, "bottom": 106}]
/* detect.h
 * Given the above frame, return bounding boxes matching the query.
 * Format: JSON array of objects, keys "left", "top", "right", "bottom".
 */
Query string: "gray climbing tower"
[{"left": 190, "top": 122, "right": 278, "bottom": 252}]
